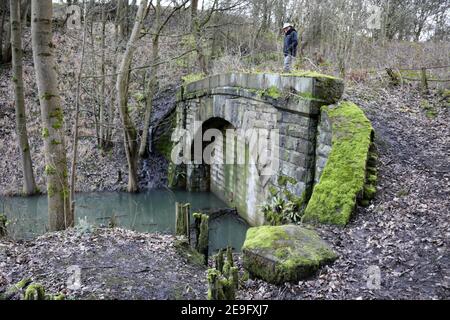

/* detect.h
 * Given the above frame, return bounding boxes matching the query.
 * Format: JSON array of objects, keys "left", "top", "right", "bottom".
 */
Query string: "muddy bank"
[{"left": 0, "top": 228, "right": 207, "bottom": 300}]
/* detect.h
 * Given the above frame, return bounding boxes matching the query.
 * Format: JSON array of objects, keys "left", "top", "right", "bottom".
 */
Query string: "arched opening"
[{"left": 187, "top": 117, "right": 236, "bottom": 194}]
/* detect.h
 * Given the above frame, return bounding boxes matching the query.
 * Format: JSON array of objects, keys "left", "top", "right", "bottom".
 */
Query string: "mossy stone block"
[
  {"left": 303, "top": 102, "right": 374, "bottom": 226},
  {"left": 242, "top": 225, "right": 337, "bottom": 285}
]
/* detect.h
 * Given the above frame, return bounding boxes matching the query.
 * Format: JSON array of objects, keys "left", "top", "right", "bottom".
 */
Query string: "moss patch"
[
  {"left": 261, "top": 86, "right": 282, "bottom": 99},
  {"left": 283, "top": 70, "right": 340, "bottom": 80},
  {"left": 303, "top": 101, "right": 374, "bottom": 226},
  {"left": 23, "top": 283, "right": 46, "bottom": 300},
  {"left": 182, "top": 73, "right": 206, "bottom": 85},
  {"left": 242, "top": 225, "right": 337, "bottom": 284},
  {"left": 242, "top": 225, "right": 290, "bottom": 250}
]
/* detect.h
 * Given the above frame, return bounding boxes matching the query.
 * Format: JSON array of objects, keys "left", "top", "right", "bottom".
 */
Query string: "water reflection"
[{"left": 0, "top": 190, "right": 249, "bottom": 254}]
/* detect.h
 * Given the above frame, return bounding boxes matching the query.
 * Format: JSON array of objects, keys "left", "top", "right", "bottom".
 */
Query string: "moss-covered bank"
[{"left": 303, "top": 102, "right": 375, "bottom": 226}]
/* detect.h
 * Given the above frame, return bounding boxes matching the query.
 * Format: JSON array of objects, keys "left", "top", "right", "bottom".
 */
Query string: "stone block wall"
[
  {"left": 314, "top": 109, "right": 332, "bottom": 184},
  {"left": 172, "top": 72, "right": 345, "bottom": 226}
]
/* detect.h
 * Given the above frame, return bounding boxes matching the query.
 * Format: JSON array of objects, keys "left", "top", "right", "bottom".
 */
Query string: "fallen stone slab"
[{"left": 242, "top": 225, "right": 337, "bottom": 285}]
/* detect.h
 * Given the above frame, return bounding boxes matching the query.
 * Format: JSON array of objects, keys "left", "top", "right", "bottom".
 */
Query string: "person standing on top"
[{"left": 282, "top": 23, "right": 298, "bottom": 73}]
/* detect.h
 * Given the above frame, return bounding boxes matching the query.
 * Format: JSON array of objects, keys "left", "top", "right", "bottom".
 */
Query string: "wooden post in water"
[
  {"left": 194, "top": 213, "right": 209, "bottom": 264},
  {"left": 184, "top": 203, "right": 191, "bottom": 244},
  {"left": 175, "top": 202, "right": 191, "bottom": 240},
  {"left": 175, "top": 202, "right": 184, "bottom": 237},
  {"left": 215, "top": 249, "right": 224, "bottom": 273}
]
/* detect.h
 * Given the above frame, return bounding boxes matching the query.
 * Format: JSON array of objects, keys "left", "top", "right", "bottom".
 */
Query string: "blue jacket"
[{"left": 283, "top": 28, "right": 298, "bottom": 57}]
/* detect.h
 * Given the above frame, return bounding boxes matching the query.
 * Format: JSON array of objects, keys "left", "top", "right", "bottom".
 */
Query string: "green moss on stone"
[
  {"left": 367, "top": 166, "right": 378, "bottom": 175},
  {"left": 367, "top": 174, "right": 377, "bottom": 184},
  {"left": 242, "top": 225, "right": 337, "bottom": 284},
  {"left": 182, "top": 73, "right": 205, "bottom": 85},
  {"left": 15, "top": 278, "right": 31, "bottom": 290},
  {"left": 284, "top": 70, "right": 340, "bottom": 80},
  {"left": 364, "top": 185, "right": 377, "bottom": 200},
  {"left": 264, "top": 86, "right": 282, "bottom": 99},
  {"left": 23, "top": 283, "right": 46, "bottom": 300},
  {"left": 303, "top": 101, "right": 374, "bottom": 226},
  {"left": 242, "top": 225, "right": 289, "bottom": 250}
]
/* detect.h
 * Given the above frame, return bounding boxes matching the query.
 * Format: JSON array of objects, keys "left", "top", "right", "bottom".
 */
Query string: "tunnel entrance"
[{"left": 186, "top": 117, "right": 236, "bottom": 194}]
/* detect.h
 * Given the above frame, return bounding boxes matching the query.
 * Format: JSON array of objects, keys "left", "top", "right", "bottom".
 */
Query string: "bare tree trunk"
[
  {"left": 117, "top": 0, "right": 127, "bottom": 40},
  {"left": 31, "top": 0, "right": 72, "bottom": 230},
  {"left": 99, "top": 3, "right": 108, "bottom": 149},
  {"left": 139, "top": 0, "right": 161, "bottom": 158},
  {"left": 2, "top": 0, "right": 12, "bottom": 64},
  {"left": 116, "top": 0, "right": 148, "bottom": 192},
  {"left": 69, "top": 1, "right": 88, "bottom": 223},
  {"left": 10, "top": 0, "right": 37, "bottom": 196},
  {"left": 191, "top": 0, "right": 208, "bottom": 74},
  {"left": 0, "top": 1, "right": 6, "bottom": 63},
  {"left": 21, "top": 0, "right": 30, "bottom": 26},
  {"left": 190, "top": 0, "right": 199, "bottom": 32}
]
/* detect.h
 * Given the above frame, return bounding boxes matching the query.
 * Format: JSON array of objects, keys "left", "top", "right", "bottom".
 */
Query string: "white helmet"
[{"left": 282, "top": 23, "right": 293, "bottom": 30}]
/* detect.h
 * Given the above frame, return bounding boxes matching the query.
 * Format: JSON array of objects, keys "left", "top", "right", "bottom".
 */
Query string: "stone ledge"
[{"left": 178, "top": 72, "right": 344, "bottom": 110}]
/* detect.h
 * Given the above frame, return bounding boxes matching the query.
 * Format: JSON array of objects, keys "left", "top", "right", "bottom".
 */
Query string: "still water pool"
[{"left": 0, "top": 190, "right": 249, "bottom": 255}]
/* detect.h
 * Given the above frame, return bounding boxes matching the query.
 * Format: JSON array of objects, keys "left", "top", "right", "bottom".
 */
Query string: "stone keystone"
[{"left": 242, "top": 225, "right": 337, "bottom": 284}]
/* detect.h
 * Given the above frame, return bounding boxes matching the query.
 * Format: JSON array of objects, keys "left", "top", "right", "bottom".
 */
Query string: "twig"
[{"left": 81, "top": 49, "right": 195, "bottom": 79}]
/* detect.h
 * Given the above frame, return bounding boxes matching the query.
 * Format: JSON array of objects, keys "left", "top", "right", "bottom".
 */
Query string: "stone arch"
[
  {"left": 186, "top": 117, "right": 235, "bottom": 193},
  {"left": 174, "top": 72, "right": 345, "bottom": 226}
]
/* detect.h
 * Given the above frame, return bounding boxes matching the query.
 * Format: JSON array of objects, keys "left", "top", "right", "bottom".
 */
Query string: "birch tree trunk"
[
  {"left": 69, "top": 1, "right": 88, "bottom": 224},
  {"left": 139, "top": 0, "right": 161, "bottom": 157},
  {"left": 10, "top": 0, "right": 37, "bottom": 195},
  {"left": 99, "top": 3, "right": 111, "bottom": 150},
  {"left": 116, "top": 0, "right": 148, "bottom": 192},
  {"left": 31, "top": 0, "right": 72, "bottom": 230}
]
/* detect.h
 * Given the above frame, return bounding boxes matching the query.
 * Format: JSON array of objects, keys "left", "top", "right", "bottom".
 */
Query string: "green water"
[{"left": 0, "top": 190, "right": 249, "bottom": 254}]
